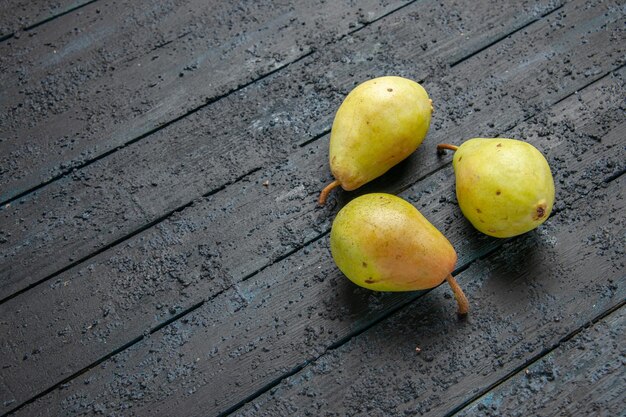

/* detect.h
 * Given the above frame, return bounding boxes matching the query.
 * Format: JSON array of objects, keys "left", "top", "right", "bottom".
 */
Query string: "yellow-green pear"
[
  {"left": 438, "top": 138, "right": 555, "bottom": 238},
  {"left": 318, "top": 76, "right": 433, "bottom": 205},
  {"left": 330, "top": 193, "right": 469, "bottom": 316}
]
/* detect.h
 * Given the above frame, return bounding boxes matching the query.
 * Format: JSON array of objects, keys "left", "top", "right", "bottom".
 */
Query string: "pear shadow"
[
  {"left": 376, "top": 288, "right": 469, "bottom": 349},
  {"left": 332, "top": 270, "right": 469, "bottom": 351},
  {"left": 467, "top": 229, "right": 561, "bottom": 322},
  {"left": 331, "top": 143, "right": 445, "bottom": 209},
  {"left": 332, "top": 274, "right": 411, "bottom": 319},
  {"left": 330, "top": 157, "right": 415, "bottom": 211},
  {"left": 486, "top": 231, "right": 551, "bottom": 284},
  {"left": 357, "top": 155, "right": 417, "bottom": 194}
]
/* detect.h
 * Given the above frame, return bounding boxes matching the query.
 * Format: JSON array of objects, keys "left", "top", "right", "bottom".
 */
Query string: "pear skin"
[
  {"left": 319, "top": 76, "right": 432, "bottom": 205},
  {"left": 438, "top": 138, "right": 555, "bottom": 238},
  {"left": 330, "top": 193, "right": 468, "bottom": 315}
]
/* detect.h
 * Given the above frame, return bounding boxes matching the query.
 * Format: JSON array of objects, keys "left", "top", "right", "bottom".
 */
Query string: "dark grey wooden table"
[{"left": 1, "top": 0, "right": 624, "bottom": 415}]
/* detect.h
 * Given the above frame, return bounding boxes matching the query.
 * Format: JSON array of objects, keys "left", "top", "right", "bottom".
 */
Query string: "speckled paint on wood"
[
  {"left": 0, "top": 0, "right": 419, "bottom": 202},
  {"left": 5, "top": 55, "right": 625, "bottom": 417},
  {"left": 0, "top": 0, "right": 93, "bottom": 38},
  {"left": 456, "top": 306, "right": 625, "bottom": 416},
  {"left": 0, "top": 0, "right": 625, "bottom": 415}
]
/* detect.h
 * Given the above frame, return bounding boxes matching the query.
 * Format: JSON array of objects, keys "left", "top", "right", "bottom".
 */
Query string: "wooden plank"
[
  {"left": 1, "top": 1, "right": 623, "bottom": 409},
  {"left": 0, "top": 0, "right": 564, "bottom": 294},
  {"left": 4, "top": 59, "right": 624, "bottom": 415},
  {"left": 0, "top": 0, "right": 417, "bottom": 203},
  {"left": 231, "top": 178, "right": 625, "bottom": 416},
  {"left": 455, "top": 306, "right": 626, "bottom": 417},
  {"left": 2, "top": 0, "right": 619, "bottom": 300},
  {"left": 13, "top": 141, "right": 625, "bottom": 416},
  {"left": 0, "top": 0, "right": 93, "bottom": 39}
]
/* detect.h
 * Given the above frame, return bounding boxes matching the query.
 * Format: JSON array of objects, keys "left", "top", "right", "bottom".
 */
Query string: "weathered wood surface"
[
  {"left": 4, "top": 0, "right": 621, "bottom": 302},
  {"left": 3, "top": 0, "right": 565, "bottom": 407},
  {"left": 233, "top": 177, "right": 624, "bottom": 417},
  {"left": 1, "top": 0, "right": 625, "bottom": 415},
  {"left": 2, "top": 0, "right": 624, "bottom": 410},
  {"left": 2, "top": 1, "right": 623, "bottom": 410},
  {"left": 0, "top": 0, "right": 93, "bottom": 39},
  {"left": 0, "top": 0, "right": 572, "bottom": 300},
  {"left": 456, "top": 305, "right": 625, "bottom": 417},
  {"left": 6, "top": 46, "right": 625, "bottom": 417},
  {"left": 0, "top": 0, "right": 416, "bottom": 202}
]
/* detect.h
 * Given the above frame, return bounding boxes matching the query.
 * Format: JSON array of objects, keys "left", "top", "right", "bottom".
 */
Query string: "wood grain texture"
[
  {"left": 0, "top": 0, "right": 415, "bottom": 202},
  {"left": 5, "top": 60, "right": 624, "bottom": 416},
  {"left": 1, "top": 1, "right": 624, "bottom": 410},
  {"left": 456, "top": 306, "right": 626, "bottom": 417},
  {"left": 4, "top": 0, "right": 621, "bottom": 301},
  {"left": 232, "top": 175, "right": 625, "bottom": 417},
  {"left": 0, "top": 0, "right": 93, "bottom": 39},
  {"left": 0, "top": 2, "right": 626, "bottom": 415}
]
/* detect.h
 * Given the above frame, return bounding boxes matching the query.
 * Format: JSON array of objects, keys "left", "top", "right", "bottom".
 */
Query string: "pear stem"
[
  {"left": 437, "top": 143, "right": 459, "bottom": 153},
  {"left": 318, "top": 180, "right": 341, "bottom": 206},
  {"left": 445, "top": 273, "right": 469, "bottom": 317}
]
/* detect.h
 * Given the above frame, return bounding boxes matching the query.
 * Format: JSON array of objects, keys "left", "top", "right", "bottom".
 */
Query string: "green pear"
[
  {"left": 330, "top": 193, "right": 469, "bottom": 316},
  {"left": 438, "top": 138, "right": 555, "bottom": 238},
  {"left": 318, "top": 76, "right": 432, "bottom": 205}
]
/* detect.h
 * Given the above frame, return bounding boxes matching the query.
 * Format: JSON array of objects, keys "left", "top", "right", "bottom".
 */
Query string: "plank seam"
[
  {"left": 0, "top": 227, "right": 331, "bottom": 417},
  {"left": 2, "top": 4, "right": 592, "bottom": 305},
  {"left": 0, "top": 0, "right": 568, "bottom": 208},
  {"left": 0, "top": 299, "right": 205, "bottom": 417},
  {"left": 241, "top": 230, "right": 331, "bottom": 284},
  {"left": 0, "top": 0, "right": 425, "bottom": 207},
  {"left": 446, "top": 298, "right": 626, "bottom": 417},
  {"left": 216, "top": 363, "right": 309, "bottom": 417},
  {"left": 0, "top": 49, "right": 316, "bottom": 207},
  {"left": 298, "top": 128, "right": 331, "bottom": 148},
  {"left": 0, "top": 0, "right": 100, "bottom": 44},
  {"left": 549, "top": 62, "right": 626, "bottom": 109},
  {"left": 3, "top": 87, "right": 622, "bottom": 416},
  {"left": 449, "top": 3, "right": 564, "bottom": 68},
  {"left": 0, "top": 165, "right": 263, "bottom": 306},
  {"left": 215, "top": 249, "right": 500, "bottom": 417},
  {"left": 1, "top": 8, "right": 622, "bottom": 413},
  {"left": 2, "top": 62, "right": 621, "bottom": 411},
  {"left": 221, "top": 170, "right": 625, "bottom": 417},
  {"left": 605, "top": 167, "right": 626, "bottom": 183}
]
